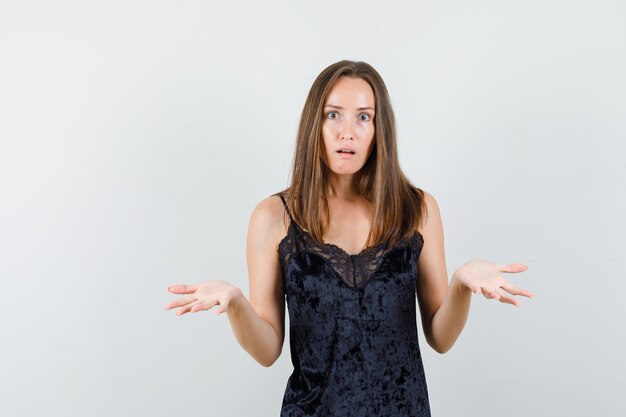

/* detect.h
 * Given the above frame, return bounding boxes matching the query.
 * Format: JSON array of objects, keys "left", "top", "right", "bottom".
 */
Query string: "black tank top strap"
[{"left": 277, "top": 193, "right": 294, "bottom": 223}]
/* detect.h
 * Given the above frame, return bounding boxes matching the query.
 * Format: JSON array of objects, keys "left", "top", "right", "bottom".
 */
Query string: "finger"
[
  {"left": 175, "top": 306, "right": 190, "bottom": 316},
  {"left": 168, "top": 284, "right": 198, "bottom": 294},
  {"left": 499, "top": 263, "right": 528, "bottom": 273},
  {"left": 495, "top": 290, "right": 520, "bottom": 307},
  {"left": 481, "top": 288, "right": 500, "bottom": 300},
  {"left": 190, "top": 299, "right": 219, "bottom": 313},
  {"left": 500, "top": 281, "right": 534, "bottom": 298},
  {"left": 214, "top": 299, "right": 228, "bottom": 315},
  {"left": 463, "top": 280, "right": 482, "bottom": 295},
  {"left": 175, "top": 301, "right": 200, "bottom": 316},
  {"left": 165, "top": 296, "right": 197, "bottom": 310}
]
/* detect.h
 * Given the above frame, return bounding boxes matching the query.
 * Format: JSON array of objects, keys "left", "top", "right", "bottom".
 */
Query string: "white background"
[{"left": 1, "top": 0, "right": 624, "bottom": 416}]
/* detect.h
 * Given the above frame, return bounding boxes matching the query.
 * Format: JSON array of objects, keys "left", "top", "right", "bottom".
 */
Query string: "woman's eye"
[
  {"left": 327, "top": 111, "right": 339, "bottom": 119},
  {"left": 359, "top": 113, "right": 371, "bottom": 121}
]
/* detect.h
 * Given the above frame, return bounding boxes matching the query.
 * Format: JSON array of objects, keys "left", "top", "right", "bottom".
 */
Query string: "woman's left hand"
[{"left": 455, "top": 259, "right": 534, "bottom": 307}]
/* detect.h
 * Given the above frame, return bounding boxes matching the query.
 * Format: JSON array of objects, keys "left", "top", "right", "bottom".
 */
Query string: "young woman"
[{"left": 165, "top": 60, "right": 533, "bottom": 416}]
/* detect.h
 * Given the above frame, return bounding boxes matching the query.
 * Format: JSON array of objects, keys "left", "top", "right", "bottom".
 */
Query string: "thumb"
[
  {"left": 215, "top": 299, "right": 228, "bottom": 315},
  {"left": 500, "top": 263, "right": 528, "bottom": 273},
  {"left": 168, "top": 284, "right": 198, "bottom": 294}
]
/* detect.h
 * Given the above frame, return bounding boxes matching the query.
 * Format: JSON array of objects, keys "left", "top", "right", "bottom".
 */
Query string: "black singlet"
[{"left": 276, "top": 194, "right": 431, "bottom": 416}]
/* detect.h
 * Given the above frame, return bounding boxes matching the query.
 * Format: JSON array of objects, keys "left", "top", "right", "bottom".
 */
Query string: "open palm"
[
  {"left": 164, "top": 280, "right": 242, "bottom": 316},
  {"left": 456, "top": 259, "right": 533, "bottom": 307}
]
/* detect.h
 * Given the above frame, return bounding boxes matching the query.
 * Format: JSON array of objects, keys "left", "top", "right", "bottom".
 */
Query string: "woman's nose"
[{"left": 339, "top": 118, "right": 356, "bottom": 140}]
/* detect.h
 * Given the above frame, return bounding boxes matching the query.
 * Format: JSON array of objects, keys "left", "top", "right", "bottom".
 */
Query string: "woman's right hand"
[{"left": 164, "top": 280, "right": 243, "bottom": 316}]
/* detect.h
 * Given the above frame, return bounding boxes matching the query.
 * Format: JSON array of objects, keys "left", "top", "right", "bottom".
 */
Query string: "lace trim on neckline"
[{"left": 278, "top": 220, "right": 423, "bottom": 289}]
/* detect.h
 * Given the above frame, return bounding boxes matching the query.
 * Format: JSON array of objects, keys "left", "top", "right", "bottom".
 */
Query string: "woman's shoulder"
[
  {"left": 251, "top": 193, "right": 287, "bottom": 224},
  {"left": 414, "top": 188, "right": 441, "bottom": 236},
  {"left": 408, "top": 185, "right": 434, "bottom": 204},
  {"left": 407, "top": 186, "right": 437, "bottom": 236},
  {"left": 248, "top": 193, "right": 291, "bottom": 246},
  {"left": 419, "top": 188, "right": 436, "bottom": 205}
]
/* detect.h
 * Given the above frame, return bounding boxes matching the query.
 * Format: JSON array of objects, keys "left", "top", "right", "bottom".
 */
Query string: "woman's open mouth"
[{"left": 337, "top": 149, "right": 355, "bottom": 157}]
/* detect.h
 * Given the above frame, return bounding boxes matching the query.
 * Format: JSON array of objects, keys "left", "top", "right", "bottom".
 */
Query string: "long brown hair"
[{"left": 273, "top": 60, "right": 427, "bottom": 249}]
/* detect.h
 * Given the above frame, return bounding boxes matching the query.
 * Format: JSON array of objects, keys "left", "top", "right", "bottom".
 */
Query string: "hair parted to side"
[{"left": 273, "top": 59, "right": 427, "bottom": 249}]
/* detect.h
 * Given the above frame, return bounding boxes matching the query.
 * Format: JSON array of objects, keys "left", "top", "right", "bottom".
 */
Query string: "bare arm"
[
  {"left": 416, "top": 191, "right": 533, "bottom": 354},
  {"left": 227, "top": 197, "right": 286, "bottom": 367},
  {"left": 415, "top": 191, "right": 470, "bottom": 353}
]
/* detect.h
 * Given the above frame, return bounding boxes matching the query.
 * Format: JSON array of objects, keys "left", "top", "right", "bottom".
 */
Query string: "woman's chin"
[{"left": 328, "top": 165, "right": 363, "bottom": 176}]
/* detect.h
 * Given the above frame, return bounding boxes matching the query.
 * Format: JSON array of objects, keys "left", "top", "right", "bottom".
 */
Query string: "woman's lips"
[{"left": 337, "top": 151, "right": 355, "bottom": 158}]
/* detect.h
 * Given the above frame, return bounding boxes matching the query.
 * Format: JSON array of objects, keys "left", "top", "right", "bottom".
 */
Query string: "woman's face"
[{"left": 321, "top": 76, "right": 376, "bottom": 176}]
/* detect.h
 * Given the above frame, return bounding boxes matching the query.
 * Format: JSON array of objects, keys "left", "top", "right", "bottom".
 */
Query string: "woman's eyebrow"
[{"left": 324, "top": 104, "right": 375, "bottom": 111}]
